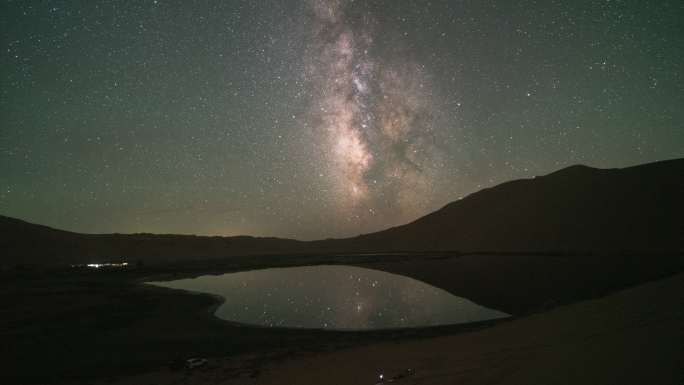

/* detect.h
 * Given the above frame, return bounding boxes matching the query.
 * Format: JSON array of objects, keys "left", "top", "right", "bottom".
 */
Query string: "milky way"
[
  {"left": 2, "top": 0, "right": 681, "bottom": 239},
  {"left": 306, "top": 0, "right": 441, "bottom": 224}
]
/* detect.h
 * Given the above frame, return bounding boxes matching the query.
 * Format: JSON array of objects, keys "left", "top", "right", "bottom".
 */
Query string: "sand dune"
[
  {"left": 98, "top": 272, "right": 683, "bottom": 385},
  {"left": 3, "top": 158, "right": 683, "bottom": 266}
]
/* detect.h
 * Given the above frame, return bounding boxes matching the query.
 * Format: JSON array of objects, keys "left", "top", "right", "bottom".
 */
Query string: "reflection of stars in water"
[
  {"left": 315, "top": 271, "right": 390, "bottom": 326},
  {"left": 156, "top": 265, "right": 511, "bottom": 329}
]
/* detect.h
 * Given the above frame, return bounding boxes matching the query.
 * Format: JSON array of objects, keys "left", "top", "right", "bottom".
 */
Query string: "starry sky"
[{"left": 1, "top": 0, "right": 682, "bottom": 240}]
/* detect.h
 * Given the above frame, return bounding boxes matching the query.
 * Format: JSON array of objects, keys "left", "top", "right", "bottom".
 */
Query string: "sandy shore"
[{"left": 100, "top": 272, "right": 683, "bottom": 385}]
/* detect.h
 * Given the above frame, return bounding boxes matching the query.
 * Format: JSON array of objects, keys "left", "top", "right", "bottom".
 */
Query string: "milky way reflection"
[{"left": 147, "top": 265, "right": 508, "bottom": 330}]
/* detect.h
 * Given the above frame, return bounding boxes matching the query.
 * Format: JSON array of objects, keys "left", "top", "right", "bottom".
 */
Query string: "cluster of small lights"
[{"left": 71, "top": 262, "right": 129, "bottom": 269}]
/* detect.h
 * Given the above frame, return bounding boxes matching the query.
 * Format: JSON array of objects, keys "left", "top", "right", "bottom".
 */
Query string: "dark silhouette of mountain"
[
  {"left": 1, "top": 158, "right": 682, "bottom": 266},
  {"left": 327, "top": 157, "right": 684, "bottom": 253},
  {"left": 0, "top": 215, "right": 305, "bottom": 266}
]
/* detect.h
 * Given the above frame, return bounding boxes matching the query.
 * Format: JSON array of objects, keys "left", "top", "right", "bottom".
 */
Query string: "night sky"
[{"left": 1, "top": 0, "right": 682, "bottom": 240}]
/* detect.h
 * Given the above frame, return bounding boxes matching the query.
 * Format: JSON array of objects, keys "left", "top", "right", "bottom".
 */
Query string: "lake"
[{"left": 147, "top": 265, "right": 508, "bottom": 330}]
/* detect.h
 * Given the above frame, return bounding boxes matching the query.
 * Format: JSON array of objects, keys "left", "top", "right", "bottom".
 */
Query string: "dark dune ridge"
[
  {"left": 2, "top": 158, "right": 683, "bottom": 266},
  {"left": 327, "top": 157, "right": 684, "bottom": 253},
  {"left": 2, "top": 159, "right": 683, "bottom": 384}
]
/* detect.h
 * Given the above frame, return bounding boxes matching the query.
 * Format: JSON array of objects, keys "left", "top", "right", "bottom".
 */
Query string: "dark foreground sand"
[{"left": 99, "top": 272, "right": 683, "bottom": 385}]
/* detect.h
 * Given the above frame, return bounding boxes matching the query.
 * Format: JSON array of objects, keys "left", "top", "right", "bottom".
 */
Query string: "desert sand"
[{"left": 98, "top": 272, "right": 683, "bottom": 385}]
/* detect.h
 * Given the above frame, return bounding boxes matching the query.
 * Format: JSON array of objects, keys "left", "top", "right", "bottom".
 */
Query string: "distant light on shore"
[{"left": 70, "top": 262, "right": 129, "bottom": 269}]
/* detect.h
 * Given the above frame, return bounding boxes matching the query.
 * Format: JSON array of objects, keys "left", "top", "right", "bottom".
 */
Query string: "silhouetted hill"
[
  {"left": 1, "top": 158, "right": 682, "bottom": 266},
  {"left": 0, "top": 215, "right": 305, "bottom": 266},
  {"left": 329, "top": 158, "right": 683, "bottom": 253}
]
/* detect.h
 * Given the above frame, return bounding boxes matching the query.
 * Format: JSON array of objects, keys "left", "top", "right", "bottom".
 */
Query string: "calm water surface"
[{"left": 147, "top": 265, "right": 508, "bottom": 330}]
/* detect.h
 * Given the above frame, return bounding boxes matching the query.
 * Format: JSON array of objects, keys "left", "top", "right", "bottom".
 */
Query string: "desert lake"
[{"left": 147, "top": 265, "right": 508, "bottom": 330}]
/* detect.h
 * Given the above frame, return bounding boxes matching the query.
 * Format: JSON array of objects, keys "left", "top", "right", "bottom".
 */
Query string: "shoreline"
[
  {"left": 99, "top": 272, "right": 684, "bottom": 385},
  {"left": 4, "top": 253, "right": 683, "bottom": 384}
]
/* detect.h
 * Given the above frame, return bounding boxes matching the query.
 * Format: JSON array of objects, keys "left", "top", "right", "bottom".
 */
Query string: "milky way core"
[
  {"left": 3, "top": 0, "right": 681, "bottom": 239},
  {"left": 306, "top": 0, "right": 442, "bottom": 224}
]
